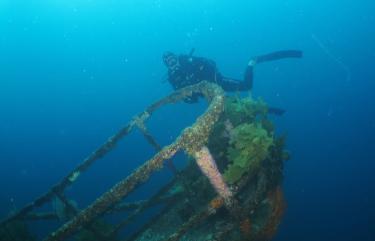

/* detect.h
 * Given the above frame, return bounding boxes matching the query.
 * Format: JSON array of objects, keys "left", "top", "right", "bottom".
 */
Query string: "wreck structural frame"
[{"left": 0, "top": 81, "right": 229, "bottom": 241}]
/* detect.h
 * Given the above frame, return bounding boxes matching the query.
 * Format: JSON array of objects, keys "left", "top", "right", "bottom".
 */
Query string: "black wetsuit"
[{"left": 167, "top": 50, "right": 302, "bottom": 102}]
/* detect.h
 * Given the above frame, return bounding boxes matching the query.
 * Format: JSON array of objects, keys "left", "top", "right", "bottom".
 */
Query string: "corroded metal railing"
[{"left": 0, "top": 81, "right": 227, "bottom": 241}]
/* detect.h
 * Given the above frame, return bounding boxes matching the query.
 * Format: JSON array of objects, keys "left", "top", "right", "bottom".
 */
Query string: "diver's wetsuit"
[{"left": 167, "top": 50, "right": 303, "bottom": 102}]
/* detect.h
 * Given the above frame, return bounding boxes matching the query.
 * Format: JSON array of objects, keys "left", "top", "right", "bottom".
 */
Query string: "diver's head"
[{"left": 163, "top": 51, "right": 178, "bottom": 70}]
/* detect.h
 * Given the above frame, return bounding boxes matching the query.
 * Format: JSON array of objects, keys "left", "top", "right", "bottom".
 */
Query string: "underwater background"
[{"left": 0, "top": 0, "right": 374, "bottom": 240}]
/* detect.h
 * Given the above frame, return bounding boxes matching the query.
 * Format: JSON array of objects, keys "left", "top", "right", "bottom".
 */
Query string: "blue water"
[{"left": 1, "top": 1, "right": 374, "bottom": 240}]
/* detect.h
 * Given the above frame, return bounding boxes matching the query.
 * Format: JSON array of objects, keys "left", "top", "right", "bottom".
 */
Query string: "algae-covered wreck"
[{"left": 0, "top": 82, "right": 289, "bottom": 241}]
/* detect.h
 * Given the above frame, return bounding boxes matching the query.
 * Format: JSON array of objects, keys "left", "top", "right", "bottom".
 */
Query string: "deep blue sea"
[{"left": 1, "top": 1, "right": 374, "bottom": 240}]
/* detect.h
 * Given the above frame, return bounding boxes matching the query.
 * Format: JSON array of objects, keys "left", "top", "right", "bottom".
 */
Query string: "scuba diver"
[{"left": 163, "top": 49, "right": 303, "bottom": 107}]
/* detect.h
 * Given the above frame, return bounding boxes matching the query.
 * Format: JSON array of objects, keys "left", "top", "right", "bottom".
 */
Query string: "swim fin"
[{"left": 255, "top": 50, "right": 303, "bottom": 64}]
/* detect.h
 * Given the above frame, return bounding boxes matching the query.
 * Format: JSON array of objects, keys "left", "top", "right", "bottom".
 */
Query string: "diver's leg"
[
  {"left": 218, "top": 76, "right": 249, "bottom": 92},
  {"left": 243, "top": 64, "right": 254, "bottom": 90},
  {"left": 217, "top": 64, "right": 253, "bottom": 92}
]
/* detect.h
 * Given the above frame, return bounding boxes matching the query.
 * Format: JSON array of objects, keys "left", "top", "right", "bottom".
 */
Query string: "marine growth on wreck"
[
  {"left": 133, "top": 96, "right": 289, "bottom": 241},
  {"left": 0, "top": 83, "right": 289, "bottom": 241}
]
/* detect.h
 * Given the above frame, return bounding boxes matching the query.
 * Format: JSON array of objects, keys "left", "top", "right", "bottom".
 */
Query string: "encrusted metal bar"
[
  {"left": 162, "top": 157, "right": 268, "bottom": 241},
  {"left": 54, "top": 193, "right": 110, "bottom": 241},
  {"left": 42, "top": 82, "right": 225, "bottom": 241},
  {"left": 54, "top": 192, "right": 78, "bottom": 216},
  {"left": 124, "top": 199, "right": 178, "bottom": 241},
  {"left": 165, "top": 204, "right": 214, "bottom": 241},
  {"left": 135, "top": 118, "right": 162, "bottom": 151},
  {"left": 44, "top": 143, "right": 181, "bottom": 241},
  {"left": 164, "top": 169, "right": 258, "bottom": 241},
  {"left": 135, "top": 120, "right": 178, "bottom": 175},
  {"left": 22, "top": 192, "right": 181, "bottom": 222},
  {"left": 110, "top": 178, "right": 182, "bottom": 237},
  {"left": 0, "top": 122, "right": 136, "bottom": 227},
  {"left": 24, "top": 212, "right": 58, "bottom": 221}
]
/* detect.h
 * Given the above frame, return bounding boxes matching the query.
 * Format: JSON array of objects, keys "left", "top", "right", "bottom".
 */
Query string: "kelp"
[
  {"left": 224, "top": 96, "right": 268, "bottom": 126},
  {"left": 224, "top": 123, "right": 273, "bottom": 184}
]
